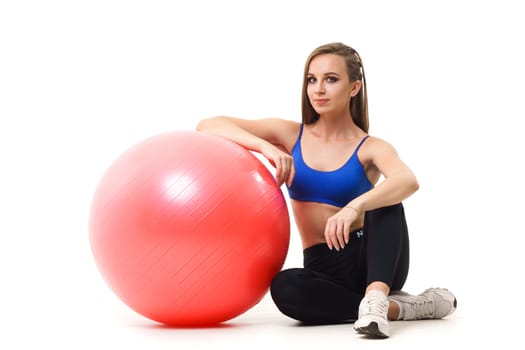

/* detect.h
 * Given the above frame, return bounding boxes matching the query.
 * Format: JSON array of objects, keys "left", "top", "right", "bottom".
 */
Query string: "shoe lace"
[
  {"left": 365, "top": 296, "right": 388, "bottom": 315},
  {"left": 412, "top": 298, "right": 434, "bottom": 319}
]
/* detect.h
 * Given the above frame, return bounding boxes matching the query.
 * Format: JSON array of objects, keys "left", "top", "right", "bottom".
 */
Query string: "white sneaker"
[
  {"left": 353, "top": 290, "right": 390, "bottom": 338},
  {"left": 389, "top": 288, "right": 457, "bottom": 320}
]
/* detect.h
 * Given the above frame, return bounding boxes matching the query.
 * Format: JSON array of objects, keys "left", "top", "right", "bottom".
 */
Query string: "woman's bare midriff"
[{"left": 291, "top": 200, "right": 365, "bottom": 249}]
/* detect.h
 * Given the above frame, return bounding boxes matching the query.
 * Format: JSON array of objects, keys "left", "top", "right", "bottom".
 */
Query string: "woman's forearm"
[
  {"left": 348, "top": 172, "right": 419, "bottom": 213},
  {"left": 196, "top": 117, "right": 270, "bottom": 153}
]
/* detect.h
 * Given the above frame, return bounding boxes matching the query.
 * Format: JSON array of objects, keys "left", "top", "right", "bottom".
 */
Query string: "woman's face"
[{"left": 306, "top": 54, "right": 360, "bottom": 116}]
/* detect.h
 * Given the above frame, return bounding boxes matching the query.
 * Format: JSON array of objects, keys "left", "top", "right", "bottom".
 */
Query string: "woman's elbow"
[
  {"left": 196, "top": 118, "right": 209, "bottom": 131},
  {"left": 196, "top": 117, "right": 218, "bottom": 132},
  {"left": 410, "top": 174, "right": 420, "bottom": 194}
]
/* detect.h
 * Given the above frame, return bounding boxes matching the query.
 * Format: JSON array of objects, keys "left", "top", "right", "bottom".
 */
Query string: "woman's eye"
[
  {"left": 307, "top": 77, "right": 317, "bottom": 84},
  {"left": 326, "top": 76, "right": 339, "bottom": 83}
]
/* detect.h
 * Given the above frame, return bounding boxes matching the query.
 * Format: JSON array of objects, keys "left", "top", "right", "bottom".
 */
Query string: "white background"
[{"left": 1, "top": 0, "right": 524, "bottom": 348}]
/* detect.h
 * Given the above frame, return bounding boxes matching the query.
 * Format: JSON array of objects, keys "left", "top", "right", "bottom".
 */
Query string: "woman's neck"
[{"left": 309, "top": 114, "right": 362, "bottom": 142}]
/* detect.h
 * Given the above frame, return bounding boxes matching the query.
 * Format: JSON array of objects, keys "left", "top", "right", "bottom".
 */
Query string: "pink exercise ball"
[{"left": 89, "top": 131, "right": 290, "bottom": 326}]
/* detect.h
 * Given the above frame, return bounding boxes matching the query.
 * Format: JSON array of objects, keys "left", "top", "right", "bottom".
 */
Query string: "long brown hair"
[{"left": 301, "top": 42, "right": 369, "bottom": 132}]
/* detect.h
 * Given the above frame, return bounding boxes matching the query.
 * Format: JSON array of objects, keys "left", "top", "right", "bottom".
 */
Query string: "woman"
[{"left": 197, "top": 42, "right": 456, "bottom": 338}]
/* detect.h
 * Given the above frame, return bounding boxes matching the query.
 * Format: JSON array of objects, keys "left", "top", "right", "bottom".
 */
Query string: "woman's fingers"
[
  {"left": 278, "top": 156, "right": 289, "bottom": 186},
  {"left": 287, "top": 161, "right": 295, "bottom": 187},
  {"left": 343, "top": 221, "right": 351, "bottom": 244},
  {"left": 336, "top": 225, "right": 346, "bottom": 251},
  {"left": 260, "top": 144, "right": 294, "bottom": 187},
  {"left": 275, "top": 154, "right": 294, "bottom": 187},
  {"left": 325, "top": 216, "right": 354, "bottom": 251},
  {"left": 324, "top": 223, "right": 335, "bottom": 250},
  {"left": 274, "top": 159, "right": 283, "bottom": 186},
  {"left": 325, "top": 219, "right": 343, "bottom": 251}
]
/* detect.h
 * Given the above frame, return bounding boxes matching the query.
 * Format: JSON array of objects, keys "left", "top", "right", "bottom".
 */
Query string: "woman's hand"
[
  {"left": 324, "top": 205, "right": 360, "bottom": 251},
  {"left": 260, "top": 143, "right": 295, "bottom": 187}
]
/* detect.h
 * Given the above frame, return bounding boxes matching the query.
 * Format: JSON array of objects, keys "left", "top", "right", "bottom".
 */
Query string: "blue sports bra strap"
[
  {"left": 299, "top": 123, "right": 304, "bottom": 137},
  {"left": 355, "top": 135, "right": 370, "bottom": 152}
]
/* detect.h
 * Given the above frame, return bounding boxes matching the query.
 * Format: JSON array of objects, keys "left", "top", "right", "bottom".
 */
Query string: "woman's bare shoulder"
[
  {"left": 364, "top": 135, "right": 396, "bottom": 149},
  {"left": 360, "top": 135, "right": 399, "bottom": 160}
]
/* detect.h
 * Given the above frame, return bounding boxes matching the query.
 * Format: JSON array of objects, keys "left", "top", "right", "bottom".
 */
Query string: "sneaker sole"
[{"left": 354, "top": 321, "right": 389, "bottom": 339}]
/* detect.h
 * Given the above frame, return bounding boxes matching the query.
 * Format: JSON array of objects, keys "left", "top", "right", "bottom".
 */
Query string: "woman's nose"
[{"left": 316, "top": 82, "right": 325, "bottom": 95}]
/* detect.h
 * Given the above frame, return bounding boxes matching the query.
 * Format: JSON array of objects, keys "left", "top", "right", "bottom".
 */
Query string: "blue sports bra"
[{"left": 286, "top": 124, "right": 373, "bottom": 207}]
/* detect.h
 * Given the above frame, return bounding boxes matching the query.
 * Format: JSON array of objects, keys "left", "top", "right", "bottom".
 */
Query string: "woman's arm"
[
  {"left": 196, "top": 116, "right": 298, "bottom": 186},
  {"left": 324, "top": 137, "right": 419, "bottom": 250},
  {"left": 348, "top": 137, "right": 419, "bottom": 213}
]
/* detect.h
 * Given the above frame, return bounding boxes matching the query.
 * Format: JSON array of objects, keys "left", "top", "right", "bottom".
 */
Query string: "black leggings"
[{"left": 270, "top": 203, "right": 409, "bottom": 323}]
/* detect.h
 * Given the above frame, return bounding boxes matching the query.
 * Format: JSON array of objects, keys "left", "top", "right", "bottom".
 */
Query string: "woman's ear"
[{"left": 350, "top": 80, "right": 361, "bottom": 97}]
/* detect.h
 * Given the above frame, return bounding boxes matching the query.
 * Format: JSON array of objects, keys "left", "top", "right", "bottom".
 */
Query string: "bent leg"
[
  {"left": 364, "top": 203, "right": 409, "bottom": 290},
  {"left": 270, "top": 267, "right": 363, "bottom": 323},
  {"left": 353, "top": 203, "right": 411, "bottom": 337}
]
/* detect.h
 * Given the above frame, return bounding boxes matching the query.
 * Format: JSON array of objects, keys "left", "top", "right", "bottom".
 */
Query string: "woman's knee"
[
  {"left": 270, "top": 268, "right": 313, "bottom": 319},
  {"left": 270, "top": 268, "right": 302, "bottom": 303},
  {"left": 365, "top": 202, "right": 407, "bottom": 234},
  {"left": 368, "top": 202, "right": 404, "bottom": 219}
]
